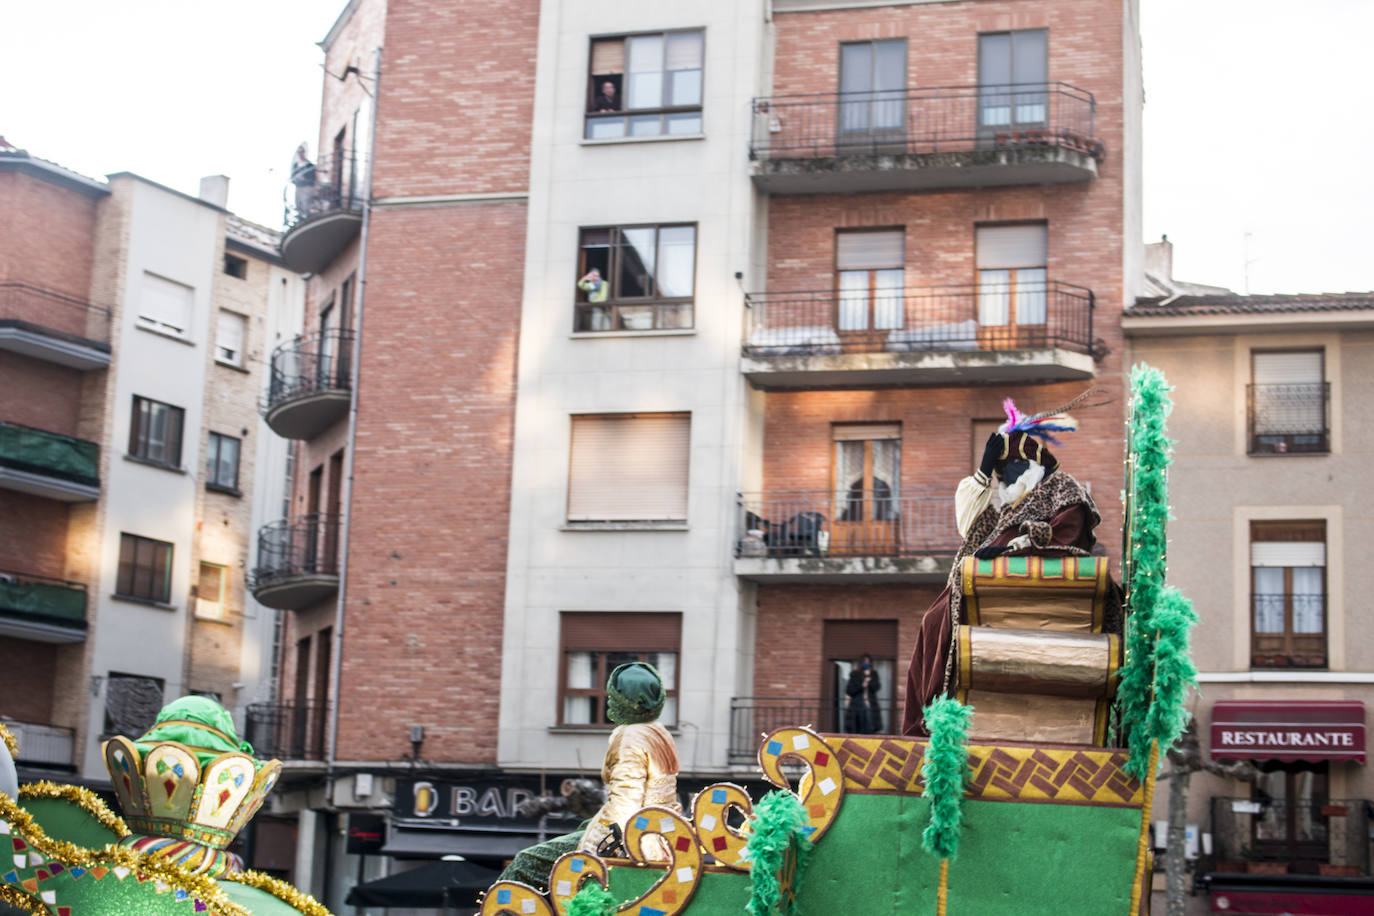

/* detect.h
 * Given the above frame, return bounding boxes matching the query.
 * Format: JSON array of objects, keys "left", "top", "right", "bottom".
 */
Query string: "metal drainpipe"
[{"left": 326, "top": 44, "right": 383, "bottom": 778}]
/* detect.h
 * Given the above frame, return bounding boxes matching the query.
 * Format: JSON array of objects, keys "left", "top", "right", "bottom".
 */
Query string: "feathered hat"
[{"left": 994, "top": 389, "right": 1105, "bottom": 473}]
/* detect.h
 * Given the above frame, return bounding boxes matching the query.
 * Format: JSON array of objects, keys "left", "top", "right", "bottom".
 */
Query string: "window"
[
  {"left": 1251, "top": 763, "right": 1329, "bottom": 862},
  {"left": 568, "top": 413, "right": 690, "bottom": 522},
  {"left": 576, "top": 225, "right": 696, "bottom": 332},
  {"left": 976, "top": 224, "right": 1047, "bottom": 342},
  {"left": 223, "top": 254, "right": 248, "bottom": 279},
  {"left": 1249, "top": 350, "right": 1329, "bottom": 454},
  {"left": 206, "top": 432, "right": 241, "bottom": 492},
  {"left": 836, "top": 230, "right": 904, "bottom": 331},
  {"left": 1251, "top": 520, "right": 1326, "bottom": 668},
  {"left": 216, "top": 309, "right": 247, "bottom": 366},
  {"left": 559, "top": 612, "right": 680, "bottom": 727},
  {"left": 137, "top": 272, "right": 193, "bottom": 337},
  {"left": 978, "top": 30, "right": 1048, "bottom": 130},
  {"left": 196, "top": 561, "right": 227, "bottom": 620},
  {"left": 116, "top": 533, "right": 174, "bottom": 604},
  {"left": 838, "top": 39, "right": 906, "bottom": 141},
  {"left": 103, "top": 672, "right": 165, "bottom": 738},
  {"left": 585, "top": 31, "right": 703, "bottom": 139},
  {"left": 832, "top": 424, "right": 901, "bottom": 555},
  {"left": 129, "top": 396, "right": 185, "bottom": 467}
]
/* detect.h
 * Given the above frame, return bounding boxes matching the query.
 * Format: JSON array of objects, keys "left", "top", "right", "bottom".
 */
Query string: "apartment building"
[
  {"left": 0, "top": 149, "right": 302, "bottom": 783},
  {"left": 261, "top": 0, "right": 1142, "bottom": 908},
  {"left": 1126, "top": 256, "right": 1374, "bottom": 910}
]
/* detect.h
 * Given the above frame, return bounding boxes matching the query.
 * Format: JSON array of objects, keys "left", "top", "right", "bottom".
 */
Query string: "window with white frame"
[
  {"left": 216, "top": 309, "right": 247, "bottom": 366},
  {"left": 137, "top": 272, "right": 193, "bottom": 337},
  {"left": 567, "top": 413, "right": 690, "bottom": 522},
  {"left": 585, "top": 31, "right": 704, "bottom": 140},
  {"left": 1251, "top": 520, "right": 1326, "bottom": 668}
]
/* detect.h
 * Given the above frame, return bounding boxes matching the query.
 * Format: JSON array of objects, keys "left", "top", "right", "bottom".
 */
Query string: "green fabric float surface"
[
  {"left": 605, "top": 865, "right": 752, "bottom": 910},
  {"left": 497, "top": 826, "right": 587, "bottom": 889},
  {"left": 22, "top": 796, "right": 120, "bottom": 848}
]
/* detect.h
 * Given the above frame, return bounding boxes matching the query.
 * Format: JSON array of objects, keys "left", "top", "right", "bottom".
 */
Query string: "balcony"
[
  {"left": 750, "top": 83, "right": 1102, "bottom": 194},
  {"left": 0, "top": 569, "right": 87, "bottom": 643},
  {"left": 742, "top": 282, "right": 1095, "bottom": 389},
  {"left": 263, "top": 329, "right": 353, "bottom": 439},
  {"left": 0, "top": 282, "right": 111, "bottom": 369},
  {"left": 1207, "top": 797, "right": 1371, "bottom": 878},
  {"left": 1, "top": 720, "right": 76, "bottom": 770},
  {"left": 244, "top": 700, "right": 329, "bottom": 761},
  {"left": 279, "top": 151, "right": 365, "bottom": 273},
  {"left": 734, "top": 490, "right": 958, "bottom": 583},
  {"left": 728, "top": 697, "right": 899, "bottom": 763},
  {"left": 248, "top": 513, "right": 341, "bottom": 610},
  {"left": 1248, "top": 383, "right": 1330, "bottom": 455},
  {"left": 0, "top": 421, "right": 100, "bottom": 501}
]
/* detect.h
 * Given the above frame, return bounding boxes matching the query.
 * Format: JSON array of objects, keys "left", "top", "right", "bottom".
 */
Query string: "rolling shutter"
[
  {"left": 976, "top": 224, "right": 1047, "bottom": 269},
  {"left": 1253, "top": 350, "right": 1322, "bottom": 385},
  {"left": 568, "top": 414, "right": 690, "bottom": 521},
  {"left": 836, "top": 230, "right": 904, "bottom": 270}
]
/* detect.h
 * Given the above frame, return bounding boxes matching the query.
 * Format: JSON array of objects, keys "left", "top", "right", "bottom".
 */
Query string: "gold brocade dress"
[{"left": 578, "top": 721, "right": 681, "bottom": 859}]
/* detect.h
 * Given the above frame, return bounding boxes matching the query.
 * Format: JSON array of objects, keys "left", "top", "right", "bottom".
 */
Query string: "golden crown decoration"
[{"left": 102, "top": 697, "right": 282, "bottom": 878}]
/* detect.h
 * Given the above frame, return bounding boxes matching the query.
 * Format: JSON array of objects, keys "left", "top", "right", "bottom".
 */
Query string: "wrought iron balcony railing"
[
  {"left": 0, "top": 282, "right": 111, "bottom": 347},
  {"left": 728, "top": 697, "right": 898, "bottom": 762},
  {"left": 750, "top": 83, "right": 1100, "bottom": 161},
  {"left": 1, "top": 720, "right": 76, "bottom": 769},
  {"left": 1247, "top": 383, "right": 1330, "bottom": 455},
  {"left": 282, "top": 150, "right": 366, "bottom": 231},
  {"left": 1209, "top": 797, "right": 1371, "bottom": 876},
  {"left": 743, "top": 281, "right": 1094, "bottom": 357},
  {"left": 0, "top": 568, "right": 87, "bottom": 632},
  {"left": 266, "top": 329, "right": 354, "bottom": 410},
  {"left": 0, "top": 421, "right": 100, "bottom": 487},
  {"left": 244, "top": 700, "right": 330, "bottom": 761},
  {"left": 736, "top": 489, "right": 958, "bottom": 559},
  {"left": 248, "top": 513, "right": 341, "bottom": 590}
]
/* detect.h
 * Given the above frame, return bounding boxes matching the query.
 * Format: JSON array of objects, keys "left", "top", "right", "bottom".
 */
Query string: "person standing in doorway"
[{"left": 845, "top": 653, "right": 882, "bottom": 734}]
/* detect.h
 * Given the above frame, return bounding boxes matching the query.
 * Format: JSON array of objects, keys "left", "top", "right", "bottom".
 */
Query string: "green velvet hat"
[{"left": 606, "top": 662, "right": 665, "bottom": 725}]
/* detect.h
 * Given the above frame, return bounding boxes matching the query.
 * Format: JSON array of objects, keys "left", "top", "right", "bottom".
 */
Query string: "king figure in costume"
[{"left": 902, "top": 394, "right": 1120, "bottom": 736}]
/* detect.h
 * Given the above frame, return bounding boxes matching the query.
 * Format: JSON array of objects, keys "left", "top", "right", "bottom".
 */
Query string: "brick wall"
[
  {"left": 0, "top": 641, "right": 58, "bottom": 723},
  {"left": 0, "top": 352, "right": 86, "bottom": 436},
  {"left": 0, "top": 171, "right": 100, "bottom": 296},
  {"left": 0, "top": 492, "right": 70, "bottom": 579},
  {"left": 333, "top": 201, "right": 526, "bottom": 763}
]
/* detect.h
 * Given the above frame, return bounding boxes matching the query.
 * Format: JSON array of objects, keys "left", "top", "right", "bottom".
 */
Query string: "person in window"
[
  {"left": 592, "top": 80, "right": 621, "bottom": 112},
  {"left": 499, "top": 663, "right": 680, "bottom": 888},
  {"left": 845, "top": 653, "right": 882, "bottom": 734},
  {"left": 578, "top": 267, "right": 609, "bottom": 303}
]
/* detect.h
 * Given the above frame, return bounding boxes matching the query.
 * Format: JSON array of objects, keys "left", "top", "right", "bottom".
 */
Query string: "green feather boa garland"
[
  {"left": 1115, "top": 364, "right": 1199, "bottom": 782},
  {"left": 745, "top": 790, "right": 815, "bottom": 916},
  {"left": 921, "top": 697, "right": 974, "bottom": 860},
  {"left": 565, "top": 881, "right": 618, "bottom": 916}
]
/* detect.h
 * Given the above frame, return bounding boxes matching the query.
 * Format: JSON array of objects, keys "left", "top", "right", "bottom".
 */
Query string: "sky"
[{"left": 3, "top": 0, "right": 1371, "bottom": 296}]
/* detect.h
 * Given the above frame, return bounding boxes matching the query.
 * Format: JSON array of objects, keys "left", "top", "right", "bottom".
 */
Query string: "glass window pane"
[
  {"left": 206, "top": 435, "right": 219, "bottom": 480},
  {"left": 665, "top": 32, "right": 703, "bottom": 70},
  {"left": 1015, "top": 267, "right": 1047, "bottom": 324},
  {"left": 1012, "top": 30, "right": 1047, "bottom": 84},
  {"left": 650, "top": 652, "right": 676, "bottom": 687},
  {"left": 1292, "top": 567, "right": 1324, "bottom": 634},
  {"left": 618, "top": 305, "right": 654, "bottom": 331},
  {"left": 978, "top": 269, "right": 1011, "bottom": 325},
  {"left": 628, "top": 114, "right": 663, "bottom": 137},
  {"left": 837, "top": 270, "right": 869, "bottom": 330},
  {"left": 840, "top": 43, "right": 873, "bottom": 94},
  {"left": 118, "top": 535, "right": 136, "bottom": 595},
  {"left": 656, "top": 227, "right": 695, "bottom": 298},
  {"left": 566, "top": 651, "right": 594, "bottom": 689},
  {"left": 563, "top": 696, "right": 594, "bottom": 725},
  {"left": 219, "top": 437, "right": 239, "bottom": 486},
  {"left": 660, "top": 696, "right": 678, "bottom": 727},
  {"left": 657, "top": 303, "right": 693, "bottom": 329},
  {"left": 626, "top": 35, "right": 665, "bottom": 109},
  {"left": 873, "top": 269, "right": 904, "bottom": 329},
  {"left": 668, "top": 69, "right": 702, "bottom": 107},
  {"left": 1253, "top": 567, "right": 1285, "bottom": 633},
  {"left": 665, "top": 112, "right": 701, "bottom": 134},
  {"left": 618, "top": 228, "right": 657, "bottom": 297},
  {"left": 586, "top": 116, "right": 626, "bottom": 140},
  {"left": 979, "top": 34, "right": 1012, "bottom": 85}
]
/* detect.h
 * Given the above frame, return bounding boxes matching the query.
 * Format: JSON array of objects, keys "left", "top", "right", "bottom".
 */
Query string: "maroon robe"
[{"left": 901, "top": 502, "right": 1093, "bottom": 737}]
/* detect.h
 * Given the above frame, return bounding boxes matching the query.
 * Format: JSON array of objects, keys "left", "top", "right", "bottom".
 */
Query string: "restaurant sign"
[{"left": 1210, "top": 700, "right": 1366, "bottom": 764}]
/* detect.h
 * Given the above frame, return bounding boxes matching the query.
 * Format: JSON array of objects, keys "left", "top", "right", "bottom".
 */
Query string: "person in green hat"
[{"left": 498, "top": 662, "right": 680, "bottom": 887}]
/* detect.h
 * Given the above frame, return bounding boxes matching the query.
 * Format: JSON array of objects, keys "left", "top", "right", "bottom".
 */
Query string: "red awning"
[{"left": 1210, "top": 700, "right": 1366, "bottom": 764}]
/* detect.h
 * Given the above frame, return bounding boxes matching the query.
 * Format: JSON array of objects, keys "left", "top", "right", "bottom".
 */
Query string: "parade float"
[{"left": 476, "top": 365, "right": 1196, "bottom": 916}]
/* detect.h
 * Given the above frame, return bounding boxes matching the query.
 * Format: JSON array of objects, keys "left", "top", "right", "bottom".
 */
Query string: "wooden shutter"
[
  {"left": 836, "top": 230, "right": 904, "bottom": 270},
  {"left": 976, "top": 224, "right": 1047, "bottom": 269},
  {"left": 832, "top": 423, "right": 901, "bottom": 441},
  {"left": 591, "top": 38, "right": 625, "bottom": 75},
  {"left": 561, "top": 612, "right": 682, "bottom": 652},
  {"left": 568, "top": 414, "right": 690, "bottom": 521},
  {"left": 1253, "top": 350, "right": 1322, "bottom": 385}
]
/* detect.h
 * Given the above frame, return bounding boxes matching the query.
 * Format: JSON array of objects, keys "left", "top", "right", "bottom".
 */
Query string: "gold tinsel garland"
[
  {"left": 220, "top": 868, "right": 334, "bottom": 916},
  {"left": 0, "top": 792, "right": 253, "bottom": 916},
  {"left": 0, "top": 722, "right": 17, "bottom": 760},
  {"left": 20, "top": 780, "right": 130, "bottom": 837},
  {"left": 0, "top": 883, "right": 42, "bottom": 915}
]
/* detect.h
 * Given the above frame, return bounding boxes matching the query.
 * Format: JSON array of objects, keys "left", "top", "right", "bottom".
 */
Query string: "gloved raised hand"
[{"left": 978, "top": 431, "right": 1007, "bottom": 480}]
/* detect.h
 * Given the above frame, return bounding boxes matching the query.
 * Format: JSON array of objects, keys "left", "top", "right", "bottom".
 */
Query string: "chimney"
[
  {"left": 198, "top": 175, "right": 230, "bottom": 208},
  {"left": 1144, "top": 233, "right": 1173, "bottom": 282}
]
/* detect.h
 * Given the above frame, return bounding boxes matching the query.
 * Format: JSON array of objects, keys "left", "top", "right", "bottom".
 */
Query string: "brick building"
[
  {"left": 260, "top": 0, "right": 1143, "bottom": 908},
  {"left": 0, "top": 150, "right": 302, "bottom": 784}
]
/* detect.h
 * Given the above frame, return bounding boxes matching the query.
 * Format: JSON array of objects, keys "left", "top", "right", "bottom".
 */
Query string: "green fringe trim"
[
  {"left": 921, "top": 697, "right": 974, "bottom": 860},
  {"left": 745, "top": 790, "right": 815, "bottom": 916},
  {"left": 1116, "top": 364, "right": 1199, "bottom": 782},
  {"left": 565, "top": 881, "right": 618, "bottom": 916}
]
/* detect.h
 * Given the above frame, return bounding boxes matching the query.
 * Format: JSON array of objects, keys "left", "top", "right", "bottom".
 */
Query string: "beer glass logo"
[{"left": 412, "top": 781, "right": 438, "bottom": 817}]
